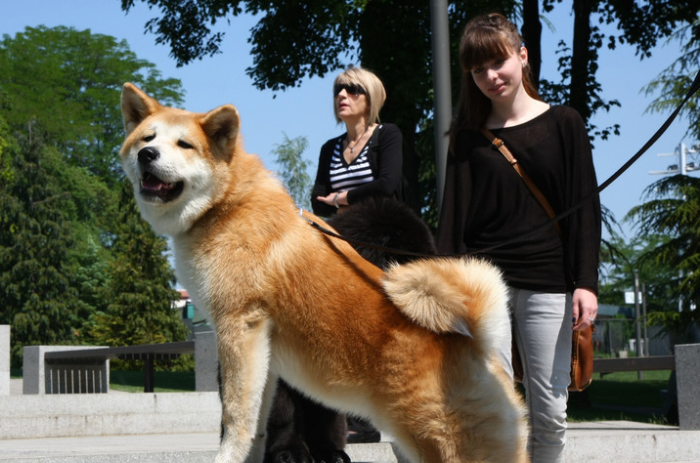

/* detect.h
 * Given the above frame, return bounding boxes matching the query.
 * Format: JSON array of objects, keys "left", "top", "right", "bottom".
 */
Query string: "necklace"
[{"left": 347, "top": 125, "right": 371, "bottom": 154}]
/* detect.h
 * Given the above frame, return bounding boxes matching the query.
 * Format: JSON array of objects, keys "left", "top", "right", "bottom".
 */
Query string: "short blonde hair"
[{"left": 333, "top": 66, "right": 386, "bottom": 124}]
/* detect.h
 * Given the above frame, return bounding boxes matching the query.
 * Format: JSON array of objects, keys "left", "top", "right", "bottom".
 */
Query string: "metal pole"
[
  {"left": 681, "top": 142, "right": 687, "bottom": 175},
  {"left": 429, "top": 0, "right": 452, "bottom": 213},
  {"left": 634, "top": 272, "right": 643, "bottom": 379},
  {"left": 642, "top": 282, "right": 649, "bottom": 356}
]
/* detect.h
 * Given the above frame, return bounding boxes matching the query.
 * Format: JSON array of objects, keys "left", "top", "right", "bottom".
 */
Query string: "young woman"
[
  {"left": 312, "top": 66, "right": 403, "bottom": 216},
  {"left": 436, "top": 13, "right": 601, "bottom": 462}
]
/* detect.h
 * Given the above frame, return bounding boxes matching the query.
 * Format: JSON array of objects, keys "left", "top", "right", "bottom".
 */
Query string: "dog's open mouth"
[{"left": 140, "top": 172, "right": 184, "bottom": 203}]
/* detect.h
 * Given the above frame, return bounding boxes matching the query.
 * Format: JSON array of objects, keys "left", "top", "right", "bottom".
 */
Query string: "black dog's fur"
[{"left": 264, "top": 198, "right": 437, "bottom": 463}]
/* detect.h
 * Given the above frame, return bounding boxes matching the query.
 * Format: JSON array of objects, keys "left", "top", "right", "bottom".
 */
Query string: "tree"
[
  {"left": 119, "top": 0, "right": 518, "bottom": 215},
  {"left": 0, "top": 134, "right": 87, "bottom": 366},
  {"left": 272, "top": 133, "right": 313, "bottom": 210},
  {"left": 0, "top": 25, "right": 184, "bottom": 185},
  {"left": 85, "top": 181, "right": 187, "bottom": 348},
  {"left": 533, "top": 0, "right": 700, "bottom": 140},
  {"left": 0, "top": 27, "right": 189, "bottom": 364},
  {"left": 626, "top": 175, "right": 700, "bottom": 342},
  {"left": 643, "top": 17, "right": 700, "bottom": 142},
  {"left": 599, "top": 230, "right": 677, "bottom": 313}
]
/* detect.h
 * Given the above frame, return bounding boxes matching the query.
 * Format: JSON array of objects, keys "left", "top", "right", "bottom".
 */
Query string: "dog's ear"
[
  {"left": 121, "top": 83, "right": 162, "bottom": 136},
  {"left": 201, "top": 104, "right": 240, "bottom": 159}
]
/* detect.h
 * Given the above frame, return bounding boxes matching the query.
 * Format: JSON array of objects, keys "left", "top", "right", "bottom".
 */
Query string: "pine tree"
[
  {"left": 627, "top": 175, "right": 700, "bottom": 341},
  {"left": 86, "top": 181, "right": 187, "bottom": 348},
  {"left": 272, "top": 133, "right": 312, "bottom": 210},
  {"left": 0, "top": 134, "right": 82, "bottom": 365}
]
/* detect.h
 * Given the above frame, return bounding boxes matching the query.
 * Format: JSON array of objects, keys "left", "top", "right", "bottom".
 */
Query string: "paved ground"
[
  {"left": 2, "top": 421, "right": 699, "bottom": 463},
  {"left": 4, "top": 380, "right": 700, "bottom": 462}
]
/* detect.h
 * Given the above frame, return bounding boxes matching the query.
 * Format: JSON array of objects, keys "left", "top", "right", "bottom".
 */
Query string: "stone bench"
[
  {"left": 592, "top": 345, "right": 699, "bottom": 431},
  {"left": 24, "top": 345, "right": 111, "bottom": 394},
  {"left": 594, "top": 355, "right": 676, "bottom": 373},
  {"left": 22, "top": 331, "right": 219, "bottom": 394}
]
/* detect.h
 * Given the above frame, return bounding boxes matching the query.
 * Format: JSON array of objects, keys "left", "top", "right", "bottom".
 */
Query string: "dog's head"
[{"left": 119, "top": 83, "right": 241, "bottom": 235}]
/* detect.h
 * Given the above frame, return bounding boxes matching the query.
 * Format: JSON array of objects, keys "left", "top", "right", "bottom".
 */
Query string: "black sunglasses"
[{"left": 333, "top": 83, "right": 366, "bottom": 97}]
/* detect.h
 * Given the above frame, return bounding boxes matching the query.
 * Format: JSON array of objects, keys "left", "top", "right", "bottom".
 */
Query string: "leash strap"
[
  {"left": 474, "top": 68, "right": 700, "bottom": 255},
  {"left": 480, "top": 128, "right": 562, "bottom": 236},
  {"left": 298, "top": 211, "right": 431, "bottom": 258},
  {"left": 541, "top": 68, "right": 700, "bottom": 230},
  {"left": 305, "top": 69, "right": 700, "bottom": 258}
]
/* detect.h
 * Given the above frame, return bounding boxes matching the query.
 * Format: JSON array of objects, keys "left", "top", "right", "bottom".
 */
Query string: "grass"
[
  {"left": 11, "top": 367, "right": 197, "bottom": 393},
  {"left": 109, "top": 369, "right": 196, "bottom": 393},
  {"left": 565, "top": 370, "right": 674, "bottom": 424}
]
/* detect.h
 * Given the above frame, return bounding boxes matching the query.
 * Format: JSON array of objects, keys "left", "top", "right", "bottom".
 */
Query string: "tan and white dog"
[{"left": 119, "top": 83, "right": 529, "bottom": 463}]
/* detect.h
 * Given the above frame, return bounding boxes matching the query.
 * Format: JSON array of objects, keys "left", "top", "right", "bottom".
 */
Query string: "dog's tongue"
[{"left": 141, "top": 173, "right": 175, "bottom": 198}]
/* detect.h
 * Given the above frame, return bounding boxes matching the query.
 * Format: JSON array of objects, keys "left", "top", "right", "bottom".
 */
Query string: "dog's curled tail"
[{"left": 382, "top": 258, "right": 510, "bottom": 352}]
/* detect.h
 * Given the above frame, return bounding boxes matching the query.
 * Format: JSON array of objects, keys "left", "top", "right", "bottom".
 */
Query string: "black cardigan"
[
  {"left": 436, "top": 106, "right": 601, "bottom": 294},
  {"left": 311, "top": 123, "right": 403, "bottom": 217}
]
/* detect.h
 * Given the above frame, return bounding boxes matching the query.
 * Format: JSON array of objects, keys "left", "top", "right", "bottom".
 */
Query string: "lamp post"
[
  {"left": 650, "top": 142, "right": 700, "bottom": 176},
  {"left": 429, "top": 0, "right": 451, "bottom": 213},
  {"left": 634, "top": 272, "right": 643, "bottom": 380}
]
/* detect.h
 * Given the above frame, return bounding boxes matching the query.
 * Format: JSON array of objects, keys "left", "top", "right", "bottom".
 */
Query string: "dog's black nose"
[{"left": 138, "top": 146, "right": 159, "bottom": 164}]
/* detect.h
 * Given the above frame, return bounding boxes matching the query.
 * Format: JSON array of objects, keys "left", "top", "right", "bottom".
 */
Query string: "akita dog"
[{"left": 119, "top": 83, "right": 529, "bottom": 463}]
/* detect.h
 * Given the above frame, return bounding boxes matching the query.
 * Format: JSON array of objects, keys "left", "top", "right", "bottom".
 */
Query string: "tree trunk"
[
  {"left": 521, "top": 0, "right": 543, "bottom": 88},
  {"left": 571, "top": 0, "right": 595, "bottom": 123}
]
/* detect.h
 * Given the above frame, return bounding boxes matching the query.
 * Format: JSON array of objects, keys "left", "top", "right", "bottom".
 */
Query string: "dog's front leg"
[{"left": 215, "top": 312, "right": 274, "bottom": 463}]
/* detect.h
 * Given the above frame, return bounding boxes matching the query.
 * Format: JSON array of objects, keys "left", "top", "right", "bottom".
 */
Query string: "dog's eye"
[
  {"left": 143, "top": 134, "right": 155, "bottom": 142},
  {"left": 178, "top": 140, "right": 194, "bottom": 150}
]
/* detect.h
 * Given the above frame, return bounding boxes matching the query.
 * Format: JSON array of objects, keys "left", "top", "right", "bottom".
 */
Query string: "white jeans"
[{"left": 498, "top": 288, "right": 573, "bottom": 463}]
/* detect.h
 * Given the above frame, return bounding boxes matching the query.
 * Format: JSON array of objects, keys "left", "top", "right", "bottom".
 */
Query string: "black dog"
[{"left": 264, "top": 198, "right": 437, "bottom": 463}]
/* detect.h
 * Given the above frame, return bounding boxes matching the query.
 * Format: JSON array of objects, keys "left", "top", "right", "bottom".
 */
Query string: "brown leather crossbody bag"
[{"left": 481, "top": 128, "right": 594, "bottom": 392}]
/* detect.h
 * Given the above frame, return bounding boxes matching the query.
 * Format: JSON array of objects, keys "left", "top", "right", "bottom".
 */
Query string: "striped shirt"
[{"left": 328, "top": 137, "right": 375, "bottom": 192}]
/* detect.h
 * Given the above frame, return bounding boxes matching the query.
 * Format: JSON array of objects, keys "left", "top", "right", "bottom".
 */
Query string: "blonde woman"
[{"left": 312, "top": 66, "right": 403, "bottom": 216}]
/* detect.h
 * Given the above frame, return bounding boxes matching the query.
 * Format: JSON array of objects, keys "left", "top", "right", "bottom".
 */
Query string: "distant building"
[{"left": 172, "top": 289, "right": 212, "bottom": 336}]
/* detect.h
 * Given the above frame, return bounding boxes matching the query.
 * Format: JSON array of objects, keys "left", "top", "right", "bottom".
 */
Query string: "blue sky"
[{"left": 2, "top": 0, "right": 698, "bottom": 239}]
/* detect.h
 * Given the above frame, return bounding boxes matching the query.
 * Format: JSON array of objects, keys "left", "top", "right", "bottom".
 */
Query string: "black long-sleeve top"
[
  {"left": 436, "top": 106, "right": 601, "bottom": 294},
  {"left": 311, "top": 123, "right": 403, "bottom": 217}
]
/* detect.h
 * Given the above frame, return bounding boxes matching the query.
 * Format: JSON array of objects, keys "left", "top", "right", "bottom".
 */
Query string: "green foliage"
[
  {"left": 625, "top": 175, "right": 700, "bottom": 340},
  {"left": 414, "top": 119, "right": 439, "bottom": 231},
  {"left": 272, "top": 133, "right": 313, "bottom": 210},
  {"left": 0, "top": 136, "right": 88, "bottom": 365},
  {"left": 0, "top": 25, "right": 184, "bottom": 186},
  {"left": 0, "top": 117, "right": 12, "bottom": 184},
  {"left": 119, "top": 0, "right": 519, "bottom": 215},
  {"left": 599, "top": 231, "right": 677, "bottom": 311},
  {"left": 643, "top": 18, "right": 700, "bottom": 141},
  {"left": 0, "top": 26, "right": 189, "bottom": 365},
  {"left": 85, "top": 181, "right": 188, "bottom": 348}
]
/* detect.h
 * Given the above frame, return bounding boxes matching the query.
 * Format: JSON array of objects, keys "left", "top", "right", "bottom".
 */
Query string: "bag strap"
[{"left": 480, "top": 128, "right": 561, "bottom": 235}]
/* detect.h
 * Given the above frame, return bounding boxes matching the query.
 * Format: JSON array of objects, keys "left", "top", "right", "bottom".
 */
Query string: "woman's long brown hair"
[{"left": 448, "top": 13, "right": 541, "bottom": 152}]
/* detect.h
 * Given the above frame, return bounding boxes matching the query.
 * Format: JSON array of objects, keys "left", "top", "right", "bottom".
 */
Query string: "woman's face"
[
  {"left": 334, "top": 83, "right": 369, "bottom": 122},
  {"left": 470, "top": 47, "right": 527, "bottom": 103}
]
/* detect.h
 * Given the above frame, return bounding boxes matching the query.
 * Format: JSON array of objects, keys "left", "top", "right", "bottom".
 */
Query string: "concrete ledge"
[
  {"left": 0, "top": 326, "right": 9, "bottom": 396},
  {"left": 565, "top": 421, "right": 699, "bottom": 463},
  {"left": 2, "top": 391, "right": 699, "bottom": 462},
  {"left": 0, "top": 392, "right": 221, "bottom": 440}
]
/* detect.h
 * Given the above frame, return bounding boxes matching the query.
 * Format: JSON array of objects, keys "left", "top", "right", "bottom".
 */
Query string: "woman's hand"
[
  {"left": 572, "top": 287, "right": 598, "bottom": 331},
  {"left": 316, "top": 191, "right": 348, "bottom": 208}
]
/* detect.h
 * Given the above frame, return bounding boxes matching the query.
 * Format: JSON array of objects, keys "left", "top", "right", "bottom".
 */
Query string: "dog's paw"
[
  {"left": 268, "top": 449, "right": 315, "bottom": 463},
  {"left": 312, "top": 450, "right": 351, "bottom": 463}
]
